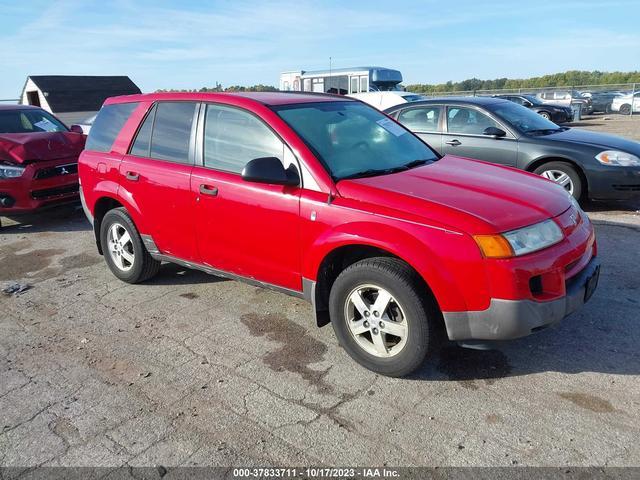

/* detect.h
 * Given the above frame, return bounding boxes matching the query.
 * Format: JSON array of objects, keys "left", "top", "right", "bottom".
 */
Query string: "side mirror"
[
  {"left": 69, "top": 124, "right": 84, "bottom": 134},
  {"left": 242, "top": 157, "right": 300, "bottom": 186},
  {"left": 483, "top": 127, "right": 506, "bottom": 138}
]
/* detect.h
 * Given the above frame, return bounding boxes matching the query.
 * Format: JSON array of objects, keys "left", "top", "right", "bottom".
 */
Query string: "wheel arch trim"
[{"left": 525, "top": 155, "right": 590, "bottom": 195}]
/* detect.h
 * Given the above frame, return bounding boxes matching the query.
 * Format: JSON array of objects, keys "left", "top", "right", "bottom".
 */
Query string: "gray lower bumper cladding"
[{"left": 443, "top": 257, "right": 600, "bottom": 341}]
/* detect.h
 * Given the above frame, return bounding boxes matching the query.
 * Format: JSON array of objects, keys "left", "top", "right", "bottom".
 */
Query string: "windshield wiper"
[
  {"left": 340, "top": 166, "right": 409, "bottom": 180},
  {"left": 340, "top": 159, "right": 434, "bottom": 180},
  {"left": 402, "top": 159, "right": 432, "bottom": 169}
]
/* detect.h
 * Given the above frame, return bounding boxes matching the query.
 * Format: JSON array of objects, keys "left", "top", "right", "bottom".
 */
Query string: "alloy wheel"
[
  {"left": 344, "top": 284, "right": 408, "bottom": 358},
  {"left": 540, "top": 169, "right": 574, "bottom": 195},
  {"left": 107, "top": 222, "right": 135, "bottom": 272}
]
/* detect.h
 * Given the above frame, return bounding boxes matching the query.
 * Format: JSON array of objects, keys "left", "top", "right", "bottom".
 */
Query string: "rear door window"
[
  {"left": 397, "top": 106, "right": 441, "bottom": 132},
  {"left": 129, "top": 104, "right": 156, "bottom": 157},
  {"left": 148, "top": 102, "right": 198, "bottom": 164},
  {"left": 86, "top": 102, "right": 139, "bottom": 152}
]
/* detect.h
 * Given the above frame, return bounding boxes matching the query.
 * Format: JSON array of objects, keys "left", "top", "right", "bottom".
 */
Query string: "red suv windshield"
[{"left": 273, "top": 102, "right": 438, "bottom": 180}]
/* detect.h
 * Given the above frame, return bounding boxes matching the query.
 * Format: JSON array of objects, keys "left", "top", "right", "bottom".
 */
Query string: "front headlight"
[
  {"left": 595, "top": 150, "right": 640, "bottom": 167},
  {"left": 503, "top": 219, "right": 564, "bottom": 256},
  {"left": 474, "top": 219, "right": 564, "bottom": 258},
  {"left": 0, "top": 164, "right": 26, "bottom": 179}
]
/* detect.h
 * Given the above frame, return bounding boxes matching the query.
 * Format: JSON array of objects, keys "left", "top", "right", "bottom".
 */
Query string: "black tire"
[
  {"left": 620, "top": 104, "right": 631, "bottom": 115},
  {"left": 534, "top": 161, "right": 583, "bottom": 201},
  {"left": 100, "top": 207, "right": 160, "bottom": 283},
  {"left": 329, "top": 257, "right": 441, "bottom": 377},
  {"left": 539, "top": 111, "right": 552, "bottom": 120}
]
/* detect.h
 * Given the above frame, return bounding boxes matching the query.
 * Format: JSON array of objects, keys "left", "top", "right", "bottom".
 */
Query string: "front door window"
[{"left": 447, "top": 107, "right": 500, "bottom": 135}]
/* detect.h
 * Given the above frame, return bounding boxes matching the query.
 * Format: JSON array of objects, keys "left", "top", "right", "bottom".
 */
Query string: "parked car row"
[
  {"left": 536, "top": 90, "right": 593, "bottom": 115},
  {"left": 531, "top": 89, "right": 639, "bottom": 116}
]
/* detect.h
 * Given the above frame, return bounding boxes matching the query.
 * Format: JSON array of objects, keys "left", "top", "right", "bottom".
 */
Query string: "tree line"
[
  {"left": 155, "top": 83, "right": 277, "bottom": 93},
  {"left": 405, "top": 70, "right": 640, "bottom": 94}
]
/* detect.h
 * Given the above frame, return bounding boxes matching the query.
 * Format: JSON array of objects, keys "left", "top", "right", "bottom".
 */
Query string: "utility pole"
[{"left": 329, "top": 57, "right": 332, "bottom": 93}]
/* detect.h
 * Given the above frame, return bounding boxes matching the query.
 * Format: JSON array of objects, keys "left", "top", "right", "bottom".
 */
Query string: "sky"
[{"left": 1, "top": 0, "right": 639, "bottom": 99}]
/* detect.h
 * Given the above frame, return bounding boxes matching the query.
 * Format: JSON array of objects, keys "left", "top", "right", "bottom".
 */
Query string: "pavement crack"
[{"left": 0, "top": 403, "right": 52, "bottom": 437}]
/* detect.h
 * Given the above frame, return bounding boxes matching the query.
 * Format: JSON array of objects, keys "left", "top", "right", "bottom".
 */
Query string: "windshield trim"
[{"left": 269, "top": 101, "right": 441, "bottom": 182}]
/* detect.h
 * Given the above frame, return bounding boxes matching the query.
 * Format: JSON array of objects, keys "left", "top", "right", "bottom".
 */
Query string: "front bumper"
[
  {"left": 443, "top": 257, "right": 600, "bottom": 341},
  {"left": 0, "top": 159, "right": 79, "bottom": 215},
  {"left": 587, "top": 165, "right": 640, "bottom": 200}
]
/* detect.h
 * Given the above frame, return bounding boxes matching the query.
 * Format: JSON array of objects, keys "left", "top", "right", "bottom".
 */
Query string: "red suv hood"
[
  {"left": 0, "top": 132, "right": 85, "bottom": 164},
  {"left": 336, "top": 155, "right": 571, "bottom": 233}
]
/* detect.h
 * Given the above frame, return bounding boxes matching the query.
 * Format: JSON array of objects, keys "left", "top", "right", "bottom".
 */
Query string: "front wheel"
[
  {"left": 534, "top": 161, "right": 583, "bottom": 200},
  {"left": 329, "top": 257, "right": 440, "bottom": 377},
  {"left": 100, "top": 207, "right": 160, "bottom": 283}
]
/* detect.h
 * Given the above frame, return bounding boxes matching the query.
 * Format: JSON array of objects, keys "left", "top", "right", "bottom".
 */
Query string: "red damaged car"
[
  {"left": 80, "top": 92, "right": 599, "bottom": 376},
  {"left": 0, "top": 105, "right": 85, "bottom": 226}
]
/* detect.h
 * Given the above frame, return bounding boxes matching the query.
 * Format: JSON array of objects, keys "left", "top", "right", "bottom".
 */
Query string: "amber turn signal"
[{"left": 473, "top": 234, "right": 514, "bottom": 259}]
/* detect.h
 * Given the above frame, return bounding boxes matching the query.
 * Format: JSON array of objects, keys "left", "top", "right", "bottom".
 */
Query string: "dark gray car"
[{"left": 384, "top": 97, "right": 640, "bottom": 201}]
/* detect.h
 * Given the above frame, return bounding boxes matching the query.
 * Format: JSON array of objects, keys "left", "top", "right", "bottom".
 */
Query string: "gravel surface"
[
  {"left": 569, "top": 113, "right": 640, "bottom": 141},
  {"left": 1, "top": 116, "right": 639, "bottom": 468}
]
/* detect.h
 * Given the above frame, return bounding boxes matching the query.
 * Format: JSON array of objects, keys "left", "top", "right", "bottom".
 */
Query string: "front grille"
[
  {"left": 33, "top": 163, "right": 78, "bottom": 180},
  {"left": 31, "top": 183, "right": 79, "bottom": 200},
  {"left": 612, "top": 184, "right": 640, "bottom": 192}
]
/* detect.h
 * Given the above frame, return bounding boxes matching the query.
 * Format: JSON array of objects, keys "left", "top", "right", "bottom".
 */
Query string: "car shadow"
[
  {"left": 150, "top": 262, "right": 229, "bottom": 286},
  {"left": 583, "top": 199, "right": 640, "bottom": 214},
  {"left": 0, "top": 204, "right": 91, "bottom": 234},
  {"left": 411, "top": 218, "right": 640, "bottom": 382}
]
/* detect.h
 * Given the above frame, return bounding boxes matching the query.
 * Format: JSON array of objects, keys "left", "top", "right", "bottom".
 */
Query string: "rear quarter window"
[{"left": 85, "top": 102, "right": 139, "bottom": 152}]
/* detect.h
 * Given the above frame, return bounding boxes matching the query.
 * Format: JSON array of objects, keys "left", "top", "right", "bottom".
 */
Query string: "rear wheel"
[
  {"left": 100, "top": 208, "right": 160, "bottom": 283},
  {"left": 620, "top": 104, "right": 631, "bottom": 115},
  {"left": 329, "top": 257, "right": 440, "bottom": 377},
  {"left": 534, "top": 161, "right": 583, "bottom": 200}
]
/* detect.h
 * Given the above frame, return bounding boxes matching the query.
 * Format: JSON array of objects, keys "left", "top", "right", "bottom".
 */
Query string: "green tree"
[{"left": 406, "top": 70, "right": 640, "bottom": 93}]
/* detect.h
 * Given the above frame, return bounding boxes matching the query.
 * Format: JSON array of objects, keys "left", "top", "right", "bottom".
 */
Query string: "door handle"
[
  {"left": 199, "top": 184, "right": 218, "bottom": 196},
  {"left": 445, "top": 139, "right": 461, "bottom": 146},
  {"left": 125, "top": 171, "right": 139, "bottom": 181}
]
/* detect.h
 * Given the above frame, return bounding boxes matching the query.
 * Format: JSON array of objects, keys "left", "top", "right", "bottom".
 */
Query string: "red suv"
[{"left": 79, "top": 92, "right": 599, "bottom": 376}]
